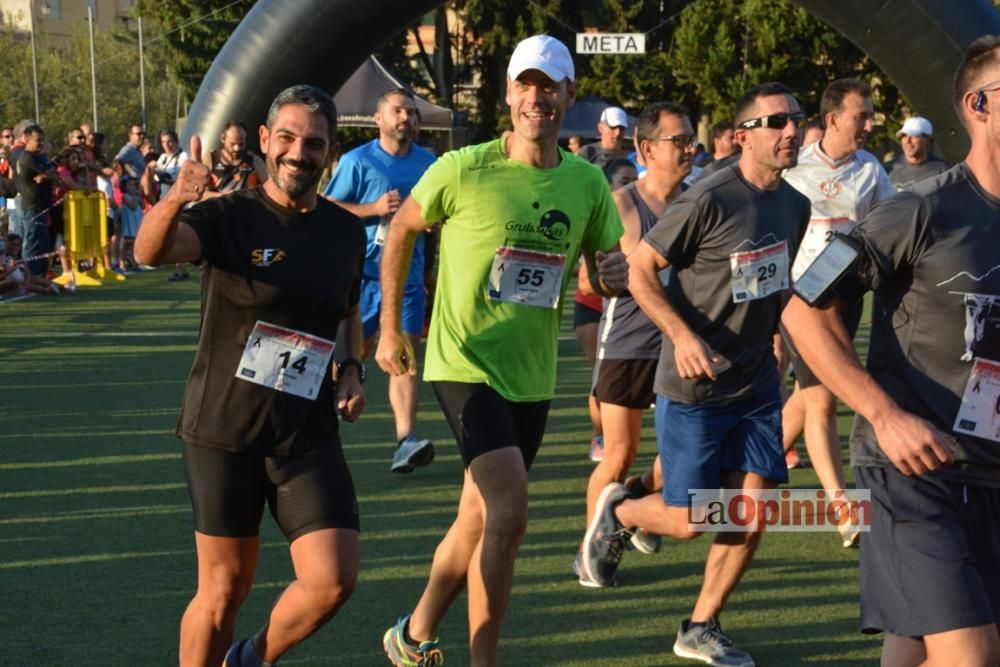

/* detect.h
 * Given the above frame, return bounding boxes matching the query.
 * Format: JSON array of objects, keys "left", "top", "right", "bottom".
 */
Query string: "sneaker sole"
[
  {"left": 581, "top": 484, "right": 623, "bottom": 585},
  {"left": 572, "top": 553, "right": 613, "bottom": 588},
  {"left": 390, "top": 442, "right": 435, "bottom": 474},
  {"left": 842, "top": 529, "right": 861, "bottom": 549},
  {"left": 673, "top": 641, "right": 755, "bottom": 667},
  {"left": 629, "top": 531, "right": 661, "bottom": 555},
  {"left": 382, "top": 627, "right": 402, "bottom": 665}
]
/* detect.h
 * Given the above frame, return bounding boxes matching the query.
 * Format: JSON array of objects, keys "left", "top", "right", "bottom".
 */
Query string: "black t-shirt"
[
  {"left": 176, "top": 187, "right": 365, "bottom": 455},
  {"left": 644, "top": 163, "right": 810, "bottom": 405},
  {"left": 888, "top": 155, "right": 950, "bottom": 192},
  {"left": 15, "top": 150, "right": 51, "bottom": 212},
  {"left": 842, "top": 162, "right": 1000, "bottom": 486}
]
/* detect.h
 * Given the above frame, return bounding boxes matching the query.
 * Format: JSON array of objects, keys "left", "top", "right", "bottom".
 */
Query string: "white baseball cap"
[
  {"left": 896, "top": 116, "right": 933, "bottom": 137},
  {"left": 507, "top": 35, "right": 575, "bottom": 82},
  {"left": 600, "top": 106, "right": 628, "bottom": 129}
]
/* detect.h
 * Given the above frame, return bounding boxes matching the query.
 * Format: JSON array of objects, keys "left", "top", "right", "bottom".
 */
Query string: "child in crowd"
[
  {"left": 1, "top": 233, "right": 61, "bottom": 297},
  {"left": 116, "top": 176, "right": 142, "bottom": 272}
]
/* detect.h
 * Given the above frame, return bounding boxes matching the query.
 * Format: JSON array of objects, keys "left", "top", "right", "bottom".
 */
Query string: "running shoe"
[
  {"left": 673, "top": 617, "right": 755, "bottom": 667},
  {"left": 589, "top": 435, "right": 604, "bottom": 462},
  {"left": 836, "top": 504, "right": 862, "bottom": 548},
  {"left": 624, "top": 475, "right": 651, "bottom": 499},
  {"left": 629, "top": 528, "right": 662, "bottom": 555},
  {"left": 785, "top": 447, "right": 803, "bottom": 469},
  {"left": 221, "top": 638, "right": 251, "bottom": 667},
  {"left": 582, "top": 482, "right": 633, "bottom": 587},
  {"left": 383, "top": 615, "right": 444, "bottom": 666},
  {"left": 391, "top": 435, "right": 435, "bottom": 473},
  {"left": 572, "top": 550, "right": 611, "bottom": 588}
]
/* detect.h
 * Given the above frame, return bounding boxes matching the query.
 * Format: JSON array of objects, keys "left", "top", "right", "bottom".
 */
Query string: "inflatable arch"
[{"left": 185, "top": 0, "right": 1000, "bottom": 161}]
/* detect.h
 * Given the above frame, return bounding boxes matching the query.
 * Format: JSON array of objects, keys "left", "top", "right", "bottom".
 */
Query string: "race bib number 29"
[
  {"left": 235, "top": 321, "right": 335, "bottom": 400},
  {"left": 487, "top": 246, "right": 567, "bottom": 309},
  {"left": 729, "top": 241, "right": 789, "bottom": 303}
]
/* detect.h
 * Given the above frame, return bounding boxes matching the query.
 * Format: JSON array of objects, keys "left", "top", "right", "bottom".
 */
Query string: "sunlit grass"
[{"left": 0, "top": 268, "right": 880, "bottom": 665}]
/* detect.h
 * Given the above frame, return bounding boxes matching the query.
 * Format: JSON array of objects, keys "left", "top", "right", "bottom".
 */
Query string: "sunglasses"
[
  {"left": 739, "top": 112, "right": 806, "bottom": 130},
  {"left": 649, "top": 134, "right": 697, "bottom": 149}
]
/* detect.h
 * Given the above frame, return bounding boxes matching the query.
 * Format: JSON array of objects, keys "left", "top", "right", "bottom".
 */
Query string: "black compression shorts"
[
  {"left": 432, "top": 381, "right": 550, "bottom": 469},
  {"left": 182, "top": 441, "right": 359, "bottom": 540}
]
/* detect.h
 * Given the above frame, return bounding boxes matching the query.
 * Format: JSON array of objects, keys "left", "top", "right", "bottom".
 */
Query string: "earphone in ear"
[{"left": 975, "top": 90, "right": 987, "bottom": 112}]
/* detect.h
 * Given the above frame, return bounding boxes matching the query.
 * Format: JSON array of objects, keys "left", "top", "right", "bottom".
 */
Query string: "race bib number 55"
[
  {"left": 235, "top": 321, "right": 335, "bottom": 400},
  {"left": 730, "top": 241, "right": 789, "bottom": 303},
  {"left": 487, "top": 246, "right": 567, "bottom": 309}
]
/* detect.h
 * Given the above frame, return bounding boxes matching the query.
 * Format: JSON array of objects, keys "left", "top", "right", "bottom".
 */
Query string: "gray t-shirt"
[
  {"left": 644, "top": 163, "right": 810, "bottom": 405},
  {"left": 843, "top": 162, "right": 1000, "bottom": 487},
  {"left": 888, "top": 155, "right": 950, "bottom": 192},
  {"left": 577, "top": 142, "right": 626, "bottom": 170}
]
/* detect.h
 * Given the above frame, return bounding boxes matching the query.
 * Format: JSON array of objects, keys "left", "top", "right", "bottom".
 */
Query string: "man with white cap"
[
  {"left": 579, "top": 105, "right": 630, "bottom": 169},
  {"left": 377, "top": 34, "right": 626, "bottom": 666},
  {"left": 888, "top": 116, "right": 950, "bottom": 191}
]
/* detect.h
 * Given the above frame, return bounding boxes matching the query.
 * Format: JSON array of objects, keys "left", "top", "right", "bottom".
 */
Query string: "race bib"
[
  {"left": 374, "top": 216, "right": 391, "bottom": 247},
  {"left": 792, "top": 217, "right": 855, "bottom": 280},
  {"left": 487, "top": 246, "right": 567, "bottom": 309},
  {"left": 235, "top": 321, "right": 335, "bottom": 400},
  {"left": 954, "top": 357, "right": 1000, "bottom": 443},
  {"left": 729, "top": 241, "right": 789, "bottom": 303}
]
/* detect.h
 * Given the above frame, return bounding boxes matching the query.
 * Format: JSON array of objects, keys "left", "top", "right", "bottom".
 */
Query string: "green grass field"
[{"left": 0, "top": 270, "right": 880, "bottom": 666}]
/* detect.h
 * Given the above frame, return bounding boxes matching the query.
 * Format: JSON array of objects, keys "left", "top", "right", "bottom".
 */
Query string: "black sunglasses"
[{"left": 739, "top": 112, "right": 806, "bottom": 130}]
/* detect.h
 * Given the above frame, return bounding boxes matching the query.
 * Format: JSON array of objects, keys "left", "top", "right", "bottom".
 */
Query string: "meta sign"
[{"left": 575, "top": 33, "right": 646, "bottom": 54}]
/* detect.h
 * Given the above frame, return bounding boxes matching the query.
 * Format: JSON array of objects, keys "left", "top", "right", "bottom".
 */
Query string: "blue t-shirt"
[{"left": 323, "top": 139, "right": 437, "bottom": 286}]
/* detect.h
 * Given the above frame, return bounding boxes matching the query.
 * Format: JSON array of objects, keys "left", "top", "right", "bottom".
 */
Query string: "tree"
[
  {"left": 670, "top": 0, "right": 905, "bottom": 150},
  {"left": 0, "top": 16, "right": 178, "bottom": 153},
  {"left": 576, "top": 0, "right": 693, "bottom": 112},
  {"left": 134, "top": 0, "right": 252, "bottom": 102}
]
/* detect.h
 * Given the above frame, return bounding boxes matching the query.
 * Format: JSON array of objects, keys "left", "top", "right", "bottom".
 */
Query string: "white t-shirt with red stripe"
[{"left": 784, "top": 143, "right": 895, "bottom": 280}]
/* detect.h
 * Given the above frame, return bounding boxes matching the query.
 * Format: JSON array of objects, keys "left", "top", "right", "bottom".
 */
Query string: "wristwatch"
[{"left": 337, "top": 357, "right": 366, "bottom": 384}]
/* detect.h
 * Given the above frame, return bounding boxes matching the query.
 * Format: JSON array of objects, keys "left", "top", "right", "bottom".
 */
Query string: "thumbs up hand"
[{"left": 170, "top": 134, "right": 212, "bottom": 204}]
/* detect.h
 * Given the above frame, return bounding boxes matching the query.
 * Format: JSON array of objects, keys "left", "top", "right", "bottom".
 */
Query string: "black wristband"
[{"left": 337, "top": 357, "right": 366, "bottom": 384}]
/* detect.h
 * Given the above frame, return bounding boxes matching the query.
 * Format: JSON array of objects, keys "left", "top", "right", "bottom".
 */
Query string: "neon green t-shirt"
[{"left": 411, "top": 138, "right": 623, "bottom": 402}]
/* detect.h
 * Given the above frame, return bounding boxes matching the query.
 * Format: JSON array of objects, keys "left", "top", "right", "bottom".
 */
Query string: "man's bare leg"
[
  {"left": 798, "top": 384, "right": 846, "bottom": 494},
  {"left": 253, "top": 528, "right": 359, "bottom": 662},
  {"left": 690, "top": 470, "right": 772, "bottom": 622},
  {"left": 407, "top": 471, "right": 486, "bottom": 641},
  {"left": 407, "top": 448, "right": 528, "bottom": 666},
  {"left": 586, "top": 404, "right": 643, "bottom": 524},
  {"left": 179, "top": 534, "right": 259, "bottom": 667}
]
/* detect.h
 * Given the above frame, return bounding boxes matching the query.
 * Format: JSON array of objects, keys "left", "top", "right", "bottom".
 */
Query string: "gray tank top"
[{"left": 597, "top": 183, "right": 666, "bottom": 360}]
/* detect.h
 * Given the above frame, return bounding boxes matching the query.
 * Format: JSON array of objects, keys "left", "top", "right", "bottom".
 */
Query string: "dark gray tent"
[
  {"left": 335, "top": 56, "right": 454, "bottom": 131},
  {"left": 560, "top": 96, "right": 637, "bottom": 140}
]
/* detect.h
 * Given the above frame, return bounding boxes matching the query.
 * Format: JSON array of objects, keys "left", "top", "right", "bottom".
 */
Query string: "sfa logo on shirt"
[
  {"left": 251, "top": 248, "right": 286, "bottom": 267},
  {"left": 504, "top": 203, "right": 571, "bottom": 242}
]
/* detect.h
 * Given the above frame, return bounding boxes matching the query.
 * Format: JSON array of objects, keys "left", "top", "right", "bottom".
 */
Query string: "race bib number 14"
[
  {"left": 487, "top": 246, "right": 566, "bottom": 309},
  {"left": 729, "top": 241, "right": 789, "bottom": 303},
  {"left": 235, "top": 321, "right": 335, "bottom": 401}
]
